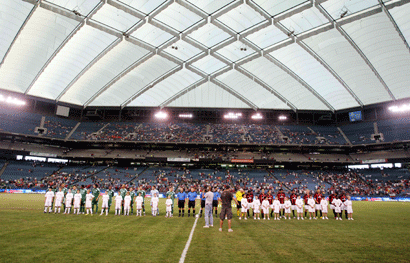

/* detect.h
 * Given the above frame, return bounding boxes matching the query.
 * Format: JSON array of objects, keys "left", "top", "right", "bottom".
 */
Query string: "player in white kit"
[
  {"left": 64, "top": 190, "right": 74, "bottom": 214},
  {"left": 320, "top": 198, "right": 329, "bottom": 219},
  {"left": 344, "top": 196, "right": 354, "bottom": 220},
  {"left": 295, "top": 195, "right": 304, "bottom": 220},
  {"left": 239, "top": 194, "right": 248, "bottom": 220},
  {"left": 272, "top": 196, "right": 281, "bottom": 220},
  {"left": 262, "top": 197, "right": 270, "bottom": 220},
  {"left": 73, "top": 190, "right": 81, "bottom": 215},
  {"left": 332, "top": 196, "right": 343, "bottom": 220},
  {"left": 165, "top": 195, "right": 173, "bottom": 218},
  {"left": 253, "top": 195, "right": 261, "bottom": 220},
  {"left": 283, "top": 197, "right": 292, "bottom": 220},
  {"left": 307, "top": 196, "right": 316, "bottom": 220},
  {"left": 54, "top": 188, "right": 64, "bottom": 214},
  {"left": 135, "top": 193, "right": 143, "bottom": 216},
  {"left": 124, "top": 192, "right": 132, "bottom": 216},
  {"left": 115, "top": 193, "right": 123, "bottom": 216},
  {"left": 85, "top": 189, "right": 94, "bottom": 215},
  {"left": 100, "top": 192, "right": 110, "bottom": 216},
  {"left": 44, "top": 188, "right": 55, "bottom": 213},
  {"left": 151, "top": 193, "right": 159, "bottom": 216}
]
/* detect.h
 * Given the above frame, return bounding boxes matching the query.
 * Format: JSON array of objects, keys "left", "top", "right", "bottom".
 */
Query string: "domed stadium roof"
[{"left": 1, "top": 0, "right": 410, "bottom": 112}]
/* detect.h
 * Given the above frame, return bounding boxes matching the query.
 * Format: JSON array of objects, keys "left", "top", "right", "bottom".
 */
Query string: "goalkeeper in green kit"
[
  {"left": 106, "top": 185, "right": 115, "bottom": 213},
  {"left": 136, "top": 185, "right": 146, "bottom": 216},
  {"left": 92, "top": 184, "right": 100, "bottom": 214},
  {"left": 166, "top": 187, "right": 176, "bottom": 216},
  {"left": 129, "top": 187, "right": 136, "bottom": 215},
  {"left": 119, "top": 185, "right": 127, "bottom": 214}
]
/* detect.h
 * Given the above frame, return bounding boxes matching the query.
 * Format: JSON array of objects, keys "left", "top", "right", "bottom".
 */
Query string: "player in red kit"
[
  {"left": 328, "top": 192, "right": 336, "bottom": 218},
  {"left": 303, "top": 190, "right": 310, "bottom": 218},
  {"left": 246, "top": 190, "right": 254, "bottom": 217},
  {"left": 340, "top": 192, "right": 348, "bottom": 219},
  {"left": 259, "top": 189, "right": 266, "bottom": 218},
  {"left": 277, "top": 189, "right": 285, "bottom": 218},
  {"left": 290, "top": 189, "right": 297, "bottom": 218},
  {"left": 267, "top": 190, "right": 274, "bottom": 217},
  {"left": 313, "top": 189, "right": 323, "bottom": 218}
]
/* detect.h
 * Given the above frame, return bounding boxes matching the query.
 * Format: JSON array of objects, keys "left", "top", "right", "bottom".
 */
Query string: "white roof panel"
[
  {"left": 191, "top": 55, "right": 227, "bottom": 75},
  {"left": 131, "top": 23, "right": 173, "bottom": 48},
  {"left": 216, "top": 4, "right": 266, "bottom": 33},
  {"left": 252, "top": 0, "right": 307, "bottom": 17},
  {"left": 0, "top": 8, "right": 80, "bottom": 93},
  {"left": 153, "top": 3, "right": 203, "bottom": 32},
  {"left": 60, "top": 41, "right": 151, "bottom": 105},
  {"left": 216, "top": 41, "right": 257, "bottom": 62},
  {"left": 187, "top": 0, "right": 235, "bottom": 15},
  {"left": 128, "top": 68, "right": 202, "bottom": 106},
  {"left": 342, "top": 12, "right": 410, "bottom": 100},
  {"left": 46, "top": 0, "right": 101, "bottom": 16},
  {"left": 90, "top": 55, "right": 177, "bottom": 106},
  {"left": 270, "top": 43, "right": 359, "bottom": 110},
  {"left": 90, "top": 4, "right": 141, "bottom": 32},
  {"left": 245, "top": 25, "right": 288, "bottom": 49},
  {"left": 241, "top": 57, "right": 329, "bottom": 110},
  {"left": 119, "top": 0, "right": 168, "bottom": 15},
  {"left": 162, "top": 40, "right": 202, "bottom": 62},
  {"left": 28, "top": 25, "right": 118, "bottom": 100},
  {"left": 168, "top": 81, "right": 251, "bottom": 108},
  {"left": 320, "top": 0, "right": 379, "bottom": 20},
  {"left": 187, "top": 23, "right": 231, "bottom": 48},
  {"left": 280, "top": 7, "right": 329, "bottom": 35}
]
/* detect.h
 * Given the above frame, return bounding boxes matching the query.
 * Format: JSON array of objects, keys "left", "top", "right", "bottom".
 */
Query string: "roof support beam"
[
  {"left": 315, "top": 2, "right": 395, "bottom": 102},
  {"left": 120, "top": 65, "right": 183, "bottom": 108},
  {"left": 264, "top": 54, "right": 335, "bottom": 112},
  {"left": 82, "top": 51, "right": 155, "bottom": 107},
  {"left": 159, "top": 78, "right": 208, "bottom": 108},
  {"left": 211, "top": 78, "right": 258, "bottom": 110},
  {"left": 0, "top": 2, "right": 38, "bottom": 68},
  {"left": 57, "top": 37, "right": 123, "bottom": 102},
  {"left": 236, "top": 67, "right": 297, "bottom": 112}
]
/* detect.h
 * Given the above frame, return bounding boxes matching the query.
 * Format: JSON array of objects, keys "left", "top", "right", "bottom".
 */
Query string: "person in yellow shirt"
[{"left": 236, "top": 188, "right": 244, "bottom": 216}]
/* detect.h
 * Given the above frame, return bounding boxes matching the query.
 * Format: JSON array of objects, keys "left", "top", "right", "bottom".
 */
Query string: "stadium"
[{"left": 1, "top": 0, "right": 410, "bottom": 262}]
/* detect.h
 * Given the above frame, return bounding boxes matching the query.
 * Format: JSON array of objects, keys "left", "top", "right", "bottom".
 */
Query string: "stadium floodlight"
[
  {"left": 154, "top": 111, "right": 168, "bottom": 120},
  {"left": 178, "top": 113, "right": 193, "bottom": 119},
  {"left": 0, "top": 94, "right": 26, "bottom": 106},
  {"left": 224, "top": 112, "right": 242, "bottom": 119},
  {"left": 388, "top": 104, "right": 410, "bottom": 113},
  {"left": 278, "top": 115, "right": 287, "bottom": 121},
  {"left": 251, "top": 113, "right": 263, "bottom": 120}
]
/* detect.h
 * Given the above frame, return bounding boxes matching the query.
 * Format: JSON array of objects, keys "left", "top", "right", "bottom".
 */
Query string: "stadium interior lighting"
[
  {"left": 278, "top": 115, "right": 287, "bottom": 120},
  {"left": 178, "top": 113, "right": 193, "bottom": 119},
  {"left": 224, "top": 112, "right": 242, "bottom": 119},
  {"left": 0, "top": 94, "right": 26, "bottom": 106},
  {"left": 388, "top": 104, "right": 410, "bottom": 113},
  {"left": 251, "top": 113, "right": 263, "bottom": 120},
  {"left": 154, "top": 111, "right": 168, "bottom": 120}
]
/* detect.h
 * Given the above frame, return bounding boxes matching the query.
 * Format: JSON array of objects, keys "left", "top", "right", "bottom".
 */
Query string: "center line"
[{"left": 179, "top": 213, "right": 199, "bottom": 263}]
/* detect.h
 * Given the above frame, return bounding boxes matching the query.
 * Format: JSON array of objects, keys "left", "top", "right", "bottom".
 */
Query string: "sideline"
[{"left": 178, "top": 213, "right": 199, "bottom": 263}]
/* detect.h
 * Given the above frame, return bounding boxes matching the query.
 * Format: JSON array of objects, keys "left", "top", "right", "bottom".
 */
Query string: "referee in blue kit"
[
  {"left": 187, "top": 187, "right": 198, "bottom": 217},
  {"left": 177, "top": 188, "right": 187, "bottom": 217}
]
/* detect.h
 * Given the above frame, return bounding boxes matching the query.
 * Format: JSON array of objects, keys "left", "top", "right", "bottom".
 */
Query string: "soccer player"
[
  {"left": 253, "top": 195, "right": 261, "bottom": 220},
  {"left": 320, "top": 196, "right": 329, "bottom": 220},
  {"left": 267, "top": 190, "right": 274, "bottom": 218},
  {"left": 54, "top": 187, "right": 64, "bottom": 214},
  {"left": 151, "top": 186, "right": 160, "bottom": 215},
  {"left": 272, "top": 196, "right": 281, "bottom": 220},
  {"left": 177, "top": 188, "right": 187, "bottom": 217},
  {"left": 124, "top": 192, "right": 132, "bottom": 216},
  {"left": 151, "top": 193, "right": 159, "bottom": 216},
  {"left": 236, "top": 188, "right": 244, "bottom": 216},
  {"left": 61, "top": 184, "right": 68, "bottom": 211},
  {"left": 259, "top": 189, "right": 266, "bottom": 218},
  {"left": 119, "top": 185, "right": 127, "bottom": 214},
  {"left": 115, "top": 191, "right": 123, "bottom": 216},
  {"left": 166, "top": 187, "right": 176, "bottom": 216},
  {"left": 136, "top": 186, "right": 146, "bottom": 216},
  {"left": 340, "top": 192, "right": 348, "bottom": 219},
  {"left": 80, "top": 185, "right": 87, "bottom": 214},
  {"left": 73, "top": 189, "right": 81, "bottom": 215},
  {"left": 262, "top": 196, "right": 270, "bottom": 220},
  {"left": 44, "top": 188, "right": 54, "bottom": 213},
  {"left": 307, "top": 195, "right": 316, "bottom": 220},
  {"left": 106, "top": 186, "right": 115, "bottom": 213},
  {"left": 314, "top": 189, "right": 323, "bottom": 218},
  {"left": 277, "top": 189, "right": 285, "bottom": 218},
  {"left": 329, "top": 192, "right": 336, "bottom": 218},
  {"left": 284, "top": 197, "right": 292, "bottom": 220},
  {"left": 332, "top": 195, "right": 343, "bottom": 220},
  {"left": 85, "top": 189, "right": 93, "bottom": 215},
  {"left": 129, "top": 187, "right": 135, "bottom": 215},
  {"left": 91, "top": 184, "right": 100, "bottom": 214},
  {"left": 64, "top": 189, "right": 73, "bottom": 214},
  {"left": 296, "top": 195, "right": 304, "bottom": 220},
  {"left": 165, "top": 195, "right": 173, "bottom": 218},
  {"left": 303, "top": 190, "right": 310, "bottom": 218},
  {"left": 135, "top": 193, "right": 143, "bottom": 216},
  {"left": 290, "top": 189, "right": 297, "bottom": 218},
  {"left": 100, "top": 192, "right": 110, "bottom": 216},
  {"left": 187, "top": 187, "right": 197, "bottom": 217},
  {"left": 212, "top": 188, "right": 220, "bottom": 218},
  {"left": 239, "top": 193, "right": 248, "bottom": 220},
  {"left": 344, "top": 196, "right": 354, "bottom": 220},
  {"left": 246, "top": 190, "right": 254, "bottom": 217},
  {"left": 199, "top": 188, "right": 206, "bottom": 218}
]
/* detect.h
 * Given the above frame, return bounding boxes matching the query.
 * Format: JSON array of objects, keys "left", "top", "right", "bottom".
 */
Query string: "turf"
[{"left": 0, "top": 194, "right": 409, "bottom": 263}]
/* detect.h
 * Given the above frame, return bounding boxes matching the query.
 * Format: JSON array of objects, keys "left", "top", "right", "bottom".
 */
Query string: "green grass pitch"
[{"left": 1, "top": 194, "right": 409, "bottom": 263}]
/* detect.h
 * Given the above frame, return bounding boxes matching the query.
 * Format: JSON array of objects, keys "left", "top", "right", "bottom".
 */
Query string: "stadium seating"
[
  {"left": 377, "top": 118, "right": 410, "bottom": 142},
  {"left": 43, "top": 116, "right": 78, "bottom": 139},
  {"left": 0, "top": 108, "right": 42, "bottom": 136},
  {"left": 340, "top": 122, "right": 376, "bottom": 144}
]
